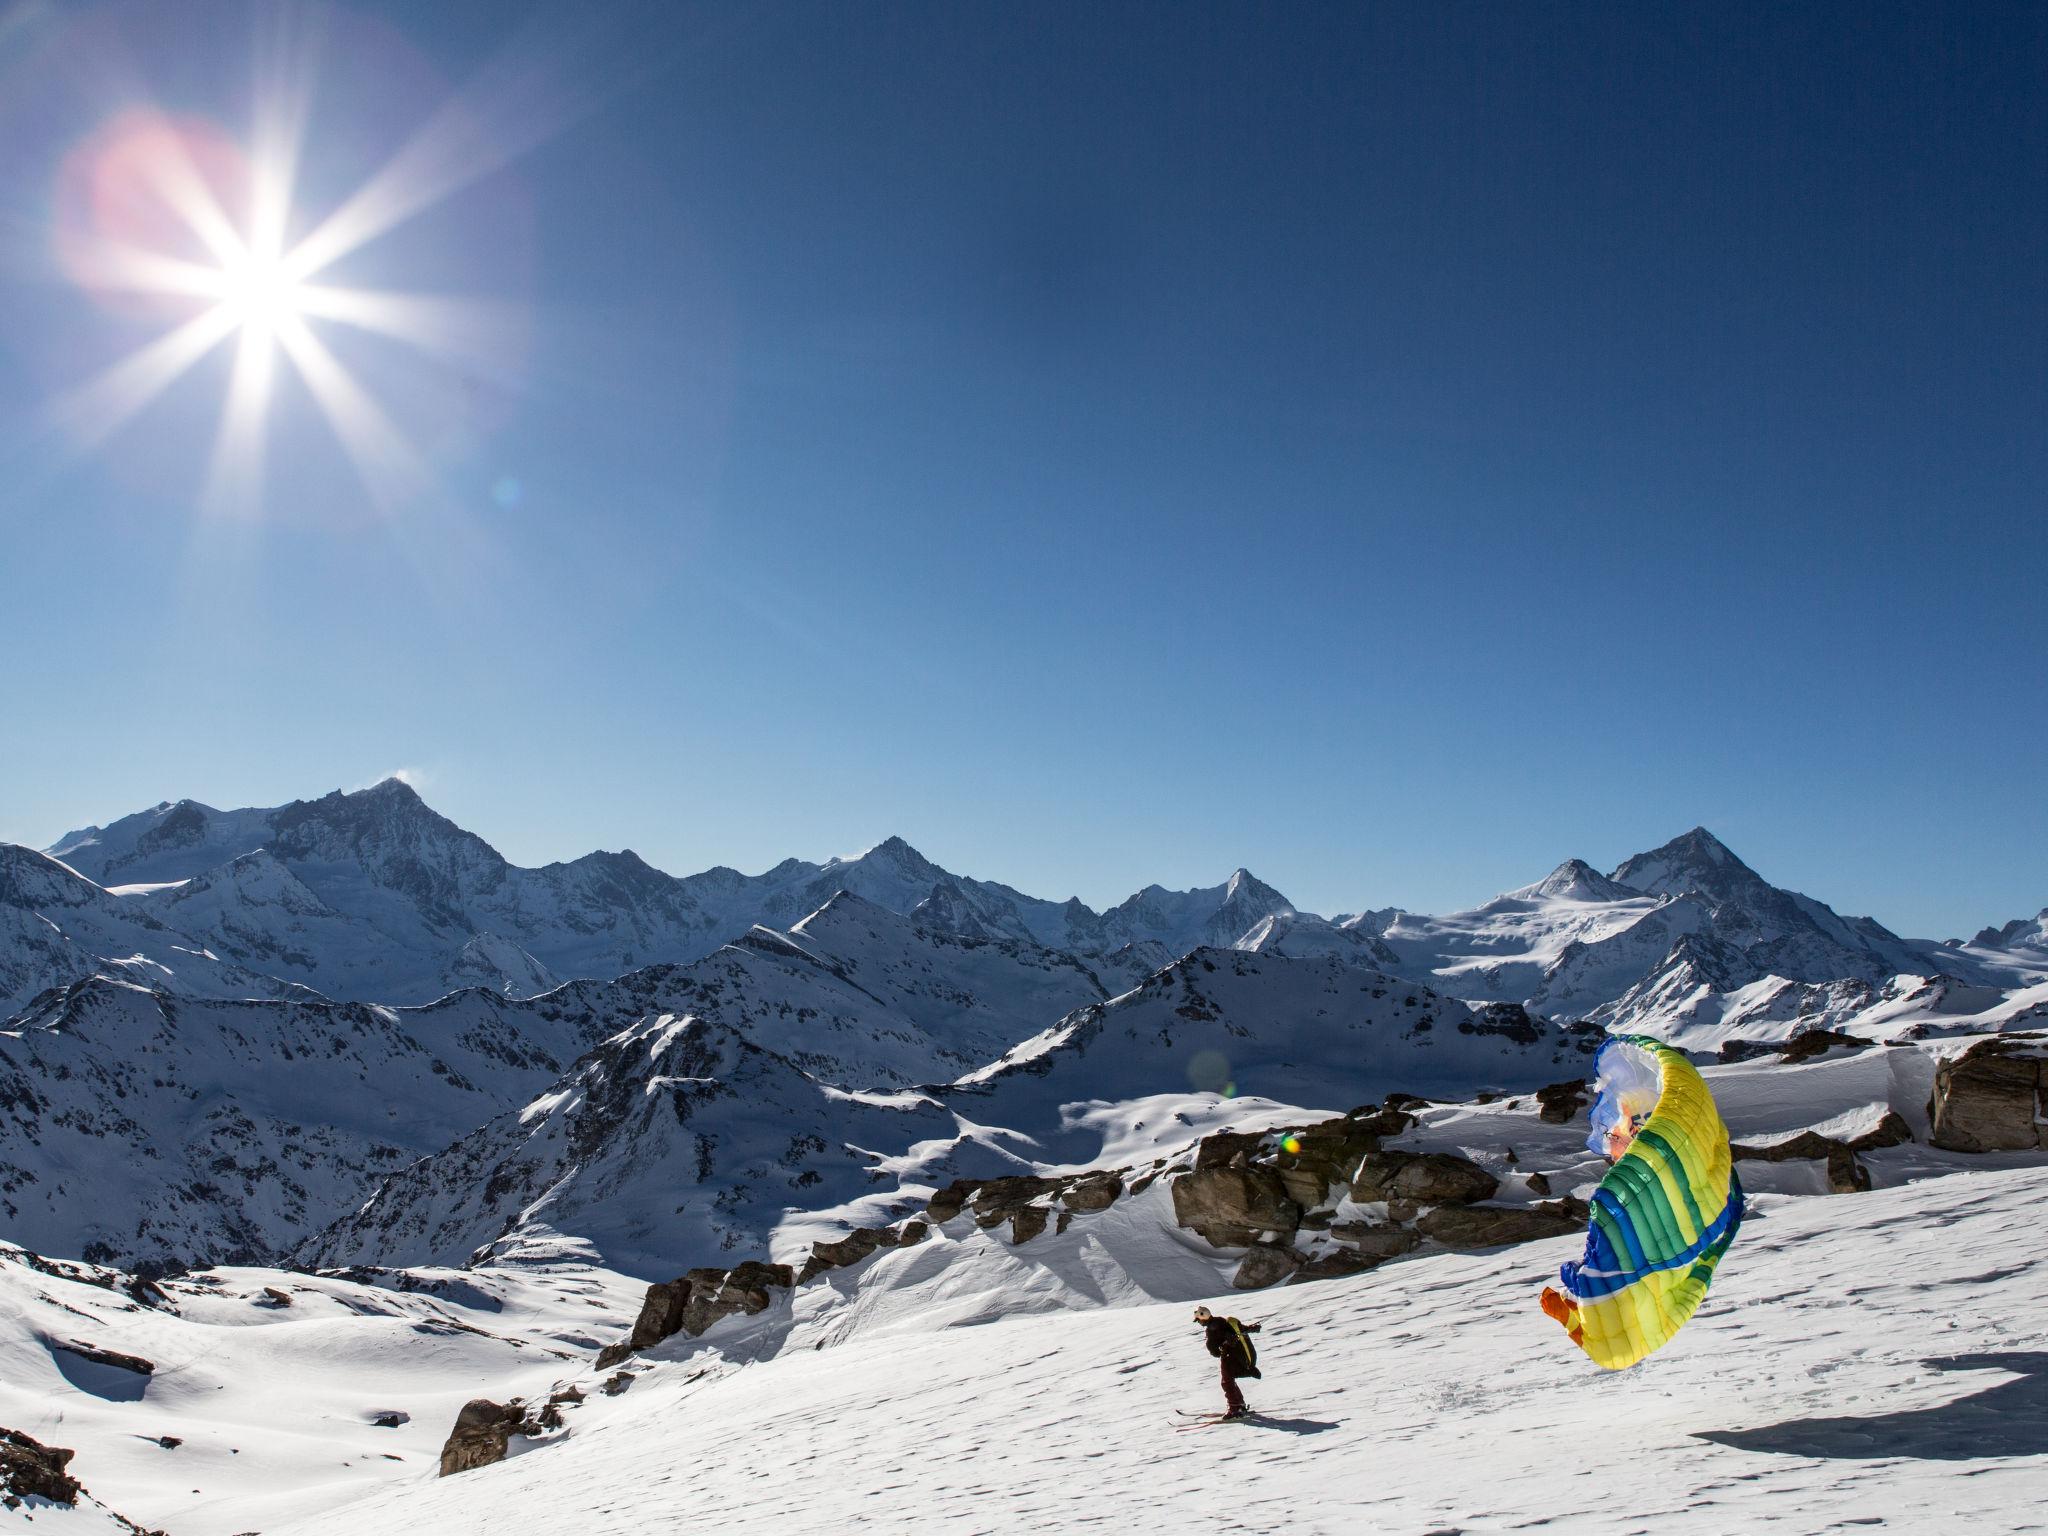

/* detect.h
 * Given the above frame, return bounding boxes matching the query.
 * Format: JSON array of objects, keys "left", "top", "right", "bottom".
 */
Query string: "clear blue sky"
[{"left": 1, "top": 1, "right": 2042, "bottom": 938}]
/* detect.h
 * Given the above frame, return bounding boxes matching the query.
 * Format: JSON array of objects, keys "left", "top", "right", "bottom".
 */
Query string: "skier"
[{"left": 1192, "top": 1305, "right": 1261, "bottom": 1419}]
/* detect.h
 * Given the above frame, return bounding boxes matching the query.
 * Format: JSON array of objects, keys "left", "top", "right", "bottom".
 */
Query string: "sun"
[{"left": 211, "top": 246, "right": 306, "bottom": 336}]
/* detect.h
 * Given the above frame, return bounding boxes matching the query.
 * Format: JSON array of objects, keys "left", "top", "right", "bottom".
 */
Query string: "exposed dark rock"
[
  {"left": 594, "top": 1341, "right": 634, "bottom": 1371},
  {"left": 895, "top": 1220, "right": 929, "bottom": 1247},
  {"left": 1343, "top": 1104, "right": 1420, "bottom": 1138},
  {"left": 1929, "top": 1037, "right": 2047, "bottom": 1153},
  {"left": 926, "top": 1179, "right": 982, "bottom": 1224},
  {"left": 1416, "top": 1205, "right": 1582, "bottom": 1248},
  {"left": 1063, "top": 1171, "right": 1124, "bottom": 1212},
  {"left": 625, "top": 1279, "right": 691, "bottom": 1351},
  {"left": 1169, "top": 1166, "right": 1301, "bottom": 1249},
  {"left": 437, "top": 1398, "right": 533, "bottom": 1477},
  {"left": 1009, "top": 1206, "right": 1049, "bottom": 1245},
  {"left": 1733, "top": 1112, "right": 1912, "bottom": 1194},
  {"left": 1232, "top": 1243, "right": 1304, "bottom": 1289},
  {"left": 1291, "top": 1248, "right": 1388, "bottom": 1282},
  {"left": 1326, "top": 1222, "right": 1422, "bottom": 1260},
  {"left": 1194, "top": 1131, "right": 1266, "bottom": 1170},
  {"left": 54, "top": 1340, "right": 155, "bottom": 1375},
  {"left": 1349, "top": 1151, "right": 1498, "bottom": 1206},
  {"left": 1535, "top": 1079, "right": 1589, "bottom": 1124},
  {"left": 601, "top": 1371, "right": 635, "bottom": 1396},
  {"left": 1524, "top": 1171, "right": 1552, "bottom": 1197},
  {"left": 969, "top": 1176, "right": 1062, "bottom": 1228},
  {"left": 1780, "top": 1029, "right": 1873, "bottom": 1064},
  {"left": 808, "top": 1229, "right": 882, "bottom": 1272},
  {"left": 679, "top": 1262, "right": 792, "bottom": 1336},
  {"left": 259, "top": 1286, "right": 293, "bottom": 1308},
  {"left": 1, "top": 1429, "right": 80, "bottom": 1507}
]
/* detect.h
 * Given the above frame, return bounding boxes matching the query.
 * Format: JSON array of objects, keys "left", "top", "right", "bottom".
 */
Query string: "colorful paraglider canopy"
[{"left": 1542, "top": 1034, "right": 1744, "bottom": 1370}]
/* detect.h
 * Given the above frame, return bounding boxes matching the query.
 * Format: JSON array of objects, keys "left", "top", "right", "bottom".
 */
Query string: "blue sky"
[{"left": 1, "top": 1, "right": 2042, "bottom": 937}]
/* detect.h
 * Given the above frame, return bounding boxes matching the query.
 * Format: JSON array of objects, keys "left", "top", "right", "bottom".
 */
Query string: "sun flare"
[
  {"left": 46, "top": 24, "right": 535, "bottom": 521},
  {"left": 210, "top": 247, "right": 306, "bottom": 335}
]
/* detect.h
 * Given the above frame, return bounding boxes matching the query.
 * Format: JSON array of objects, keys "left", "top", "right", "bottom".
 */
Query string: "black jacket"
[{"left": 1202, "top": 1316, "right": 1261, "bottom": 1377}]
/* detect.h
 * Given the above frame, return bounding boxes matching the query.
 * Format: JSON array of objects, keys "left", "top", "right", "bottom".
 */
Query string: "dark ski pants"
[{"left": 1220, "top": 1365, "right": 1246, "bottom": 1415}]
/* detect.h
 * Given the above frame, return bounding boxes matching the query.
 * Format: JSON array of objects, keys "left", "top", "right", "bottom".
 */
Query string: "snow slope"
[
  {"left": 0, "top": 845, "right": 287, "bottom": 1018},
  {"left": 267, "top": 1165, "right": 2048, "bottom": 1536}
]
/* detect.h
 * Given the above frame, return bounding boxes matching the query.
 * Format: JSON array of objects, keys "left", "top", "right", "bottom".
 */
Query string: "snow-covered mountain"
[
  {"left": 0, "top": 844, "right": 294, "bottom": 1016},
  {"left": 0, "top": 975, "right": 625, "bottom": 1271},
  {"left": 955, "top": 949, "right": 1598, "bottom": 1139},
  {"left": 33, "top": 785, "right": 1305, "bottom": 1005},
  {"left": 298, "top": 1013, "right": 958, "bottom": 1278},
  {"left": 301, "top": 944, "right": 1600, "bottom": 1282}
]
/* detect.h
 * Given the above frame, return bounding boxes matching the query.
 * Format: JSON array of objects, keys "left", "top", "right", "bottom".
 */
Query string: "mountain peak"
[
  {"left": 1510, "top": 858, "right": 1641, "bottom": 904},
  {"left": 1610, "top": 827, "right": 1758, "bottom": 898}
]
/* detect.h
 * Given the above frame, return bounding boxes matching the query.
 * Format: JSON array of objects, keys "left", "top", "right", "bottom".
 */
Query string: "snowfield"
[{"left": 41, "top": 1165, "right": 2021, "bottom": 1536}]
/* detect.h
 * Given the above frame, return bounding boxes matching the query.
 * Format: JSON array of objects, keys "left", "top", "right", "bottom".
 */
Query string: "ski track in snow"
[{"left": 239, "top": 1168, "right": 2048, "bottom": 1536}]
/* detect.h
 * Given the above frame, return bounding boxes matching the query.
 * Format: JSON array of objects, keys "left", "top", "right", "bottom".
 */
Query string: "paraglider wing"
[{"left": 1542, "top": 1034, "right": 1745, "bottom": 1370}]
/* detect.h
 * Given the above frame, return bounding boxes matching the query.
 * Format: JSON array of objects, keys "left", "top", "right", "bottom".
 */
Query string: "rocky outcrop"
[
  {"left": 1, "top": 1428, "right": 80, "bottom": 1508},
  {"left": 1534, "top": 1079, "right": 1588, "bottom": 1124},
  {"left": 1733, "top": 1112, "right": 1913, "bottom": 1194},
  {"left": 1929, "top": 1037, "right": 2047, "bottom": 1153},
  {"left": 1170, "top": 1166, "right": 1301, "bottom": 1249},
  {"left": 1416, "top": 1204, "right": 1582, "bottom": 1248},
  {"left": 52, "top": 1339, "right": 155, "bottom": 1376},
  {"left": 1232, "top": 1243, "right": 1304, "bottom": 1289},
  {"left": 1779, "top": 1029, "right": 1871, "bottom": 1064},
  {"left": 598, "top": 1262, "right": 795, "bottom": 1369},
  {"left": 925, "top": 1170, "right": 1129, "bottom": 1236},
  {"left": 1349, "top": 1151, "right": 1498, "bottom": 1208},
  {"left": 438, "top": 1398, "right": 537, "bottom": 1477}
]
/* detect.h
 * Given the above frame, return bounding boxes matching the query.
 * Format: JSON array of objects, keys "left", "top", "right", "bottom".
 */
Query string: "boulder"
[
  {"left": 1062, "top": 1171, "right": 1124, "bottom": 1212},
  {"left": 1416, "top": 1205, "right": 1582, "bottom": 1248},
  {"left": 1231, "top": 1244, "right": 1304, "bottom": 1289},
  {"left": 1929, "top": 1038, "right": 2047, "bottom": 1153},
  {"left": 1344, "top": 1104, "right": 1420, "bottom": 1138},
  {"left": 1350, "top": 1151, "right": 1498, "bottom": 1206},
  {"left": 437, "top": 1398, "right": 532, "bottom": 1477},
  {"left": 1524, "top": 1171, "right": 1552, "bottom": 1197},
  {"left": 679, "top": 1262, "right": 793, "bottom": 1336},
  {"left": 1291, "top": 1248, "right": 1388, "bottom": 1282},
  {"left": 1009, "top": 1206, "right": 1049, "bottom": 1245},
  {"left": 259, "top": 1286, "right": 293, "bottom": 1308},
  {"left": 1169, "top": 1167, "right": 1302, "bottom": 1249},
  {"left": 969, "top": 1176, "right": 1062, "bottom": 1228},
  {"left": 926, "top": 1179, "right": 983, "bottom": 1224},
  {"left": 1327, "top": 1222, "right": 1422, "bottom": 1260},
  {"left": 601, "top": 1371, "right": 635, "bottom": 1396},
  {"left": 1535, "top": 1080, "right": 1589, "bottom": 1124},
  {"left": 1194, "top": 1131, "right": 1266, "bottom": 1170},
  {"left": 895, "top": 1220, "right": 929, "bottom": 1248},
  {"left": 594, "top": 1340, "right": 635, "bottom": 1371},
  {"left": 808, "top": 1229, "right": 883, "bottom": 1271},
  {"left": 1, "top": 1428, "right": 81, "bottom": 1508},
  {"left": 1779, "top": 1029, "right": 1872, "bottom": 1064},
  {"left": 626, "top": 1279, "right": 692, "bottom": 1350}
]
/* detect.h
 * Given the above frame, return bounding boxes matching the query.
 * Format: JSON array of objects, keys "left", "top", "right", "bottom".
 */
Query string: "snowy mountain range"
[{"left": 3, "top": 779, "right": 2042, "bottom": 1280}]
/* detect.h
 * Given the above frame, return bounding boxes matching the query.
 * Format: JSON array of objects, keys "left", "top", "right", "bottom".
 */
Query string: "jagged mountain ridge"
[
  {"left": 20, "top": 785, "right": 2040, "bottom": 1046},
  {"left": 32, "top": 783, "right": 1309, "bottom": 1005}
]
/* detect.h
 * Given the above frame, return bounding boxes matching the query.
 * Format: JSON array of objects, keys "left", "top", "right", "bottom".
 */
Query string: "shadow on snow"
[{"left": 1695, "top": 1353, "right": 2048, "bottom": 1461}]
